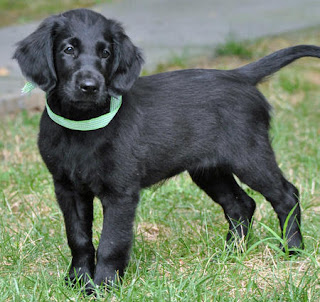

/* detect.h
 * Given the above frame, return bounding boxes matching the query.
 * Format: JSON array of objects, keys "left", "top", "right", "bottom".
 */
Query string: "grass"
[
  {"left": 215, "top": 35, "right": 254, "bottom": 59},
  {"left": 0, "top": 0, "right": 112, "bottom": 27},
  {"left": 1, "top": 28, "right": 320, "bottom": 301}
]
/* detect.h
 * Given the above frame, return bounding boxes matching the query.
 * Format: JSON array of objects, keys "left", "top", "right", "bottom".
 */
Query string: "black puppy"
[{"left": 14, "top": 8, "right": 320, "bottom": 292}]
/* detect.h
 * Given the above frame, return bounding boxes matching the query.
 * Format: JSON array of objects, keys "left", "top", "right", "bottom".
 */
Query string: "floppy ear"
[
  {"left": 108, "top": 23, "right": 144, "bottom": 96},
  {"left": 13, "top": 16, "right": 59, "bottom": 92}
]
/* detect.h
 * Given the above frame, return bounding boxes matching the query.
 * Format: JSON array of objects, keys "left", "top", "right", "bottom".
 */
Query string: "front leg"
[
  {"left": 93, "top": 191, "right": 139, "bottom": 289},
  {"left": 54, "top": 179, "right": 95, "bottom": 286}
]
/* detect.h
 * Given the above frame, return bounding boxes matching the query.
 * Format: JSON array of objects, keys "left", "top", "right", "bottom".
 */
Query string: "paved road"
[{"left": 1, "top": 0, "right": 320, "bottom": 113}]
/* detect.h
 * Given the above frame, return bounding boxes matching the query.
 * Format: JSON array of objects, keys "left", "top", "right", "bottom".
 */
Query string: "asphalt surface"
[{"left": 1, "top": 0, "right": 320, "bottom": 113}]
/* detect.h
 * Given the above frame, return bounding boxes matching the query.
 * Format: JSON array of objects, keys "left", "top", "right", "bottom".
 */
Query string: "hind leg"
[
  {"left": 189, "top": 168, "right": 256, "bottom": 244},
  {"left": 232, "top": 144, "right": 303, "bottom": 251}
]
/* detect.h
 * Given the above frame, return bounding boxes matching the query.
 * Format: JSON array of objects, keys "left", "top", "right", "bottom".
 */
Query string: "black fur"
[{"left": 13, "top": 8, "right": 320, "bottom": 293}]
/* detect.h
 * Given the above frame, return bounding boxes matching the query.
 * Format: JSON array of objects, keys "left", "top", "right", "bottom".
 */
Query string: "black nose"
[{"left": 79, "top": 79, "right": 99, "bottom": 94}]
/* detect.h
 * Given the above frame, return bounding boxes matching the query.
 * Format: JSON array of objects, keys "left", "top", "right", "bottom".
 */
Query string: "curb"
[{"left": 0, "top": 90, "right": 45, "bottom": 116}]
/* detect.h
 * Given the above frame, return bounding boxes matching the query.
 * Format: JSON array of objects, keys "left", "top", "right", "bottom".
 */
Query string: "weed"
[{"left": 215, "top": 35, "right": 254, "bottom": 59}]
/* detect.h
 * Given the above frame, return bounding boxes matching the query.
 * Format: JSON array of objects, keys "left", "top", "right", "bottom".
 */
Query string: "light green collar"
[
  {"left": 45, "top": 96, "right": 122, "bottom": 131},
  {"left": 21, "top": 81, "right": 122, "bottom": 131}
]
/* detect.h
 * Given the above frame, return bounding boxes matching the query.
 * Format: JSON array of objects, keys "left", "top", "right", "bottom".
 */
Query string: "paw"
[
  {"left": 281, "top": 232, "right": 304, "bottom": 255},
  {"left": 65, "top": 266, "right": 93, "bottom": 288},
  {"left": 93, "top": 267, "right": 122, "bottom": 291}
]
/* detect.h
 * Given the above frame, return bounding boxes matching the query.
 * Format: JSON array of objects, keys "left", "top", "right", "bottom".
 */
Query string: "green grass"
[
  {"left": 0, "top": 0, "right": 113, "bottom": 27},
  {"left": 1, "top": 29, "right": 320, "bottom": 301},
  {"left": 215, "top": 35, "right": 254, "bottom": 59}
]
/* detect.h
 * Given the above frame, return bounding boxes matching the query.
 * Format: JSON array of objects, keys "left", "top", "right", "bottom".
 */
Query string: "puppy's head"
[{"left": 13, "top": 9, "right": 144, "bottom": 108}]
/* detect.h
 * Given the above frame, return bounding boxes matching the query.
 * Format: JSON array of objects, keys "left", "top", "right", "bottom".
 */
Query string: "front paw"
[
  {"left": 93, "top": 266, "right": 122, "bottom": 291},
  {"left": 75, "top": 270, "right": 120, "bottom": 297},
  {"left": 65, "top": 266, "right": 93, "bottom": 288}
]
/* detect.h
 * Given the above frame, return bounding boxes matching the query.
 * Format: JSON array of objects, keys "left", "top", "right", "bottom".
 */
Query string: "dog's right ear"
[{"left": 13, "top": 15, "right": 60, "bottom": 92}]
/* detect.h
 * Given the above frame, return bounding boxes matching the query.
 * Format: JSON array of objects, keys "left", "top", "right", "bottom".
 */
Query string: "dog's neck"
[{"left": 46, "top": 92, "right": 112, "bottom": 121}]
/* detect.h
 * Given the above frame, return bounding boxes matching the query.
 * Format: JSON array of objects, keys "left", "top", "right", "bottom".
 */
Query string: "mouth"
[
  {"left": 70, "top": 97, "right": 109, "bottom": 111},
  {"left": 62, "top": 85, "right": 109, "bottom": 110}
]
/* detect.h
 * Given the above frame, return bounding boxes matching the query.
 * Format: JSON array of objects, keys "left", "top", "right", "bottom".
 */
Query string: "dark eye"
[
  {"left": 101, "top": 49, "right": 110, "bottom": 59},
  {"left": 64, "top": 46, "right": 75, "bottom": 55}
]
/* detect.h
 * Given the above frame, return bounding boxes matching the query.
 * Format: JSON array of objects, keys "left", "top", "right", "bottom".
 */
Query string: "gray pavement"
[{"left": 1, "top": 0, "right": 320, "bottom": 114}]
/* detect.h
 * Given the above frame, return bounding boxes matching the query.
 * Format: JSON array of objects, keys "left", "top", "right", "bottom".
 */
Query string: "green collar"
[
  {"left": 45, "top": 96, "right": 122, "bottom": 131},
  {"left": 21, "top": 81, "right": 122, "bottom": 131}
]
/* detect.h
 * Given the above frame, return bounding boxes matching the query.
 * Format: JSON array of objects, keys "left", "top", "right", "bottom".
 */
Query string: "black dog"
[{"left": 14, "top": 8, "right": 320, "bottom": 292}]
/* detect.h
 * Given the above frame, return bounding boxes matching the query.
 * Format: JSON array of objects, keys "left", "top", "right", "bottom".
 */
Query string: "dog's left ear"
[
  {"left": 108, "top": 22, "right": 144, "bottom": 96},
  {"left": 13, "top": 15, "right": 59, "bottom": 92}
]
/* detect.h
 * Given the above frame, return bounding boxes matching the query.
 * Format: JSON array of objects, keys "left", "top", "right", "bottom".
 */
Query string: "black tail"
[{"left": 235, "top": 45, "right": 320, "bottom": 85}]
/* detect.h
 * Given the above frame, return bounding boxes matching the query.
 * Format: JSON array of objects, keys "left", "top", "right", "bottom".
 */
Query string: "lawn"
[{"left": 0, "top": 28, "right": 320, "bottom": 301}]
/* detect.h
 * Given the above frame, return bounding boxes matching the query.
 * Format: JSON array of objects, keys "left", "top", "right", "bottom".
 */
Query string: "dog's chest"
[
  {"left": 42, "top": 133, "right": 111, "bottom": 192},
  {"left": 63, "top": 144, "right": 100, "bottom": 185}
]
